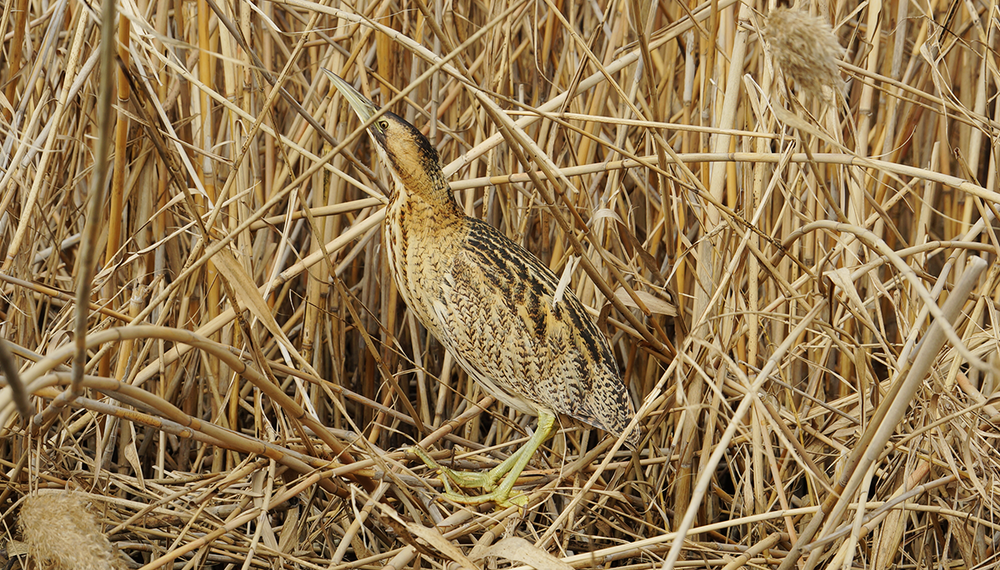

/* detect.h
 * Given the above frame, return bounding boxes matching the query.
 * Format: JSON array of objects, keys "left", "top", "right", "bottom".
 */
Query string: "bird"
[{"left": 324, "top": 69, "right": 639, "bottom": 507}]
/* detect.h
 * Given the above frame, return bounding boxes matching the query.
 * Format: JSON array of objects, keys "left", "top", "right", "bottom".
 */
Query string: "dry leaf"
[
  {"left": 377, "top": 503, "right": 477, "bottom": 570},
  {"left": 478, "top": 537, "right": 574, "bottom": 570},
  {"left": 212, "top": 247, "right": 300, "bottom": 358},
  {"left": 613, "top": 288, "right": 677, "bottom": 316}
]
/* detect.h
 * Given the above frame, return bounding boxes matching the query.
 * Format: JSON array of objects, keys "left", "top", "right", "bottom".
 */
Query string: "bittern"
[{"left": 325, "top": 70, "right": 639, "bottom": 507}]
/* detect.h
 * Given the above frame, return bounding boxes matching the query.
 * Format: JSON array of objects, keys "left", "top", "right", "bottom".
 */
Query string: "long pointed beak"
[{"left": 322, "top": 69, "right": 379, "bottom": 124}]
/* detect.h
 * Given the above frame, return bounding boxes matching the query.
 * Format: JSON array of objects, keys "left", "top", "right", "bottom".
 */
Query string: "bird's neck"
[{"left": 388, "top": 166, "right": 463, "bottom": 220}]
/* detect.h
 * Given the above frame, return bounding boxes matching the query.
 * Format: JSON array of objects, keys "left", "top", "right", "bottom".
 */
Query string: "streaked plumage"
[{"left": 325, "top": 70, "right": 638, "bottom": 506}]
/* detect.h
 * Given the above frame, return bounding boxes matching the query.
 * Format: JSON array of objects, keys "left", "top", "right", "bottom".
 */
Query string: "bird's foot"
[
  {"left": 408, "top": 446, "right": 501, "bottom": 489},
  {"left": 408, "top": 446, "right": 528, "bottom": 509}
]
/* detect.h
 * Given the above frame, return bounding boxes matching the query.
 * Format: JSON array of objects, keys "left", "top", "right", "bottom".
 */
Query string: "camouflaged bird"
[{"left": 325, "top": 70, "right": 639, "bottom": 507}]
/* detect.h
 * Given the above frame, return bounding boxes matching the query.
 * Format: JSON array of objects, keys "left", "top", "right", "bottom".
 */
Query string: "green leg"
[{"left": 411, "top": 411, "right": 556, "bottom": 508}]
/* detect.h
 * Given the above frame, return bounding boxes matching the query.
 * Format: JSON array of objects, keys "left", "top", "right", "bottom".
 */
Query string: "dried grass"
[{"left": 1, "top": 0, "right": 999, "bottom": 568}]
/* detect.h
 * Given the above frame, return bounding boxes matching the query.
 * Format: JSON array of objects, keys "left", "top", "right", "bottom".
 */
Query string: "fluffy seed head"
[
  {"left": 19, "top": 492, "right": 119, "bottom": 570},
  {"left": 764, "top": 7, "right": 846, "bottom": 100}
]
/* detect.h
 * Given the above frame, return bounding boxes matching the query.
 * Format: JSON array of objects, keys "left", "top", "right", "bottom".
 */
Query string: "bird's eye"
[{"left": 378, "top": 120, "right": 389, "bottom": 130}]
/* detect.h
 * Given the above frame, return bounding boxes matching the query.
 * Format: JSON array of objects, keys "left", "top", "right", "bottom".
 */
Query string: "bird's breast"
[{"left": 382, "top": 195, "right": 465, "bottom": 333}]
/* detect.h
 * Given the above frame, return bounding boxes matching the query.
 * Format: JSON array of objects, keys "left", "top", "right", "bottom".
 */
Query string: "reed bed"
[{"left": 1, "top": 0, "right": 998, "bottom": 568}]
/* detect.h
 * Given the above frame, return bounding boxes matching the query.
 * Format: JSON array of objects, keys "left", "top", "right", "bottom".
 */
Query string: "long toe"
[{"left": 409, "top": 446, "right": 499, "bottom": 490}]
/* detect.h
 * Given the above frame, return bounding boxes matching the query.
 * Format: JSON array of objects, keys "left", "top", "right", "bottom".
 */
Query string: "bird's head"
[{"left": 324, "top": 69, "right": 454, "bottom": 209}]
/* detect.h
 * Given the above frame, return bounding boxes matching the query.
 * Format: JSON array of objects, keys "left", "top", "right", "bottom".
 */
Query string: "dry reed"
[{"left": 0, "top": 0, "right": 998, "bottom": 568}]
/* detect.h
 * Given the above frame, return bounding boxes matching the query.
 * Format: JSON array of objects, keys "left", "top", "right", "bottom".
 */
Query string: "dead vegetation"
[{"left": 1, "top": 0, "right": 999, "bottom": 568}]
